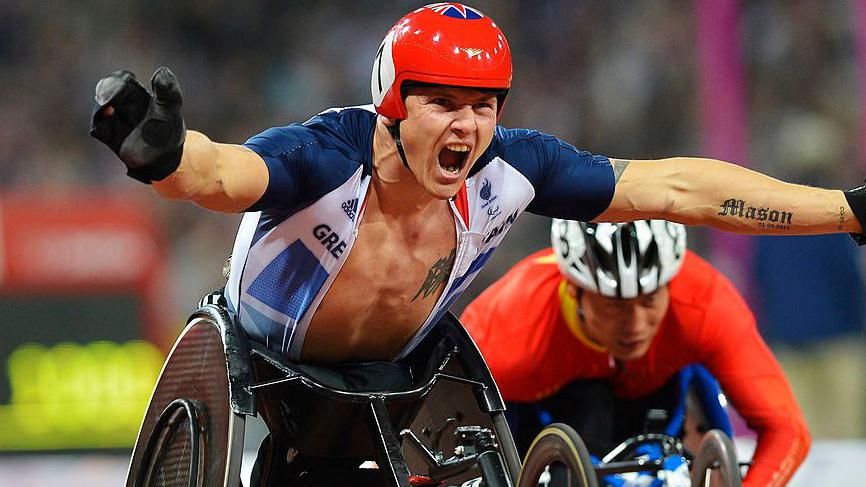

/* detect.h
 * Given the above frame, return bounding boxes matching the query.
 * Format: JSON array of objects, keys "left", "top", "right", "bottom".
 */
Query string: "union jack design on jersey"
[{"left": 426, "top": 3, "right": 484, "bottom": 20}]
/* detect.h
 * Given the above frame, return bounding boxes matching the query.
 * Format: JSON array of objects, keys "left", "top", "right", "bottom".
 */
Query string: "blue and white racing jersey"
[{"left": 224, "top": 105, "right": 615, "bottom": 361}]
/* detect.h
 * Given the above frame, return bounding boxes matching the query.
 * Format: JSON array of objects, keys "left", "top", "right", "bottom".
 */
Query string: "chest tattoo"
[{"left": 411, "top": 248, "right": 456, "bottom": 301}]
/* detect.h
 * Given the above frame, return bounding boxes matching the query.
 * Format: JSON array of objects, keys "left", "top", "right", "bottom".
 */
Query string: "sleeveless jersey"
[{"left": 224, "top": 105, "right": 615, "bottom": 361}]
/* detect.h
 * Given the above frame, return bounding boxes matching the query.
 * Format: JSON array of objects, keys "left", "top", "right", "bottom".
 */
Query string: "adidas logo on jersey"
[{"left": 342, "top": 198, "right": 358, "bottom": 221}]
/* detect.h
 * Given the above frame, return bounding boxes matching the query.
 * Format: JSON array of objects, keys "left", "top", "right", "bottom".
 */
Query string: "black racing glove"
[
  {"left": 89, "top": 67, "right": 186, "bottom": 184},
  {"left": 844, "top": 181, "right": 866, "bottom": 245}
]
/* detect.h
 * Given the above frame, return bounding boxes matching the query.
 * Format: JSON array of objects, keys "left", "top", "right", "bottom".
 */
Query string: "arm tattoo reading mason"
[
  {"left": 838, "top": 206, "right": 846, "bottom": 231},
  {"left": 718, "top": 198, "right": 794, "bottom": 230},
  {"left": 412, "top": 248, "right": 456, "bottom": 301},
  {"left": 611, "top": 158, "right": 630, "bottom": 183}
]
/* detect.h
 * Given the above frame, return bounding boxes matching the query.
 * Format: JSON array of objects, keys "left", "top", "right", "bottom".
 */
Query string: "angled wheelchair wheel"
[
  {"left": 127, "top": 316, "right": 246, "bottom": 487},
  {"left": 134, "top": 399, "right": 205, "bottom": 487},
  {"left": 689, "top": 429, "right": 741, "bottom": 487},
  {"left": 517, "top": 423, "right": 598, "bottom": 487}
]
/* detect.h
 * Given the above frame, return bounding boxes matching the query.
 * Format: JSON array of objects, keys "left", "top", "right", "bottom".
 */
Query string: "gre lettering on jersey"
[
  {"left": 312, "top": 224, "right": 347, "bottom": 259},
  {"left": 226, "top": 166, "right": 370, "bottom": 358},
  {"left": 371, "top": 30, "right": 396, "bottom": 106}
]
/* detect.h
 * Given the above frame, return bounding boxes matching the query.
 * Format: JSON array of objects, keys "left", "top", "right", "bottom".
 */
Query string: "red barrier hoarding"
[{"left": 0, "top": 191, "right": 173, "bottom": 451}]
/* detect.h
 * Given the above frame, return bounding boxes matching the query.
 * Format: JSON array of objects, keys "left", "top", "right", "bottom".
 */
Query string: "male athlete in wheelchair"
[
  {"left": 461, "top": 220, "right": 811, "bottom": 486},
  {"left": 87, "top": 2, "right": 863, "bottom": 485}
]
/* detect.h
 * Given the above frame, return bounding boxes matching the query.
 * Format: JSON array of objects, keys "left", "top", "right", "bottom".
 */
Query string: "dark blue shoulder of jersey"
[
  {"left": 472, "top": 127, "right": 615, "bottom": 221},
  {"left": 243, "top": 107, "right": 376, "bottom": 214}
]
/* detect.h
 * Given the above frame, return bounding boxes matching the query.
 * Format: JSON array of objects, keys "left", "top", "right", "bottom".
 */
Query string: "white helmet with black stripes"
[{"left": 551, "top": 219, "right": 687, "bottom": 298}]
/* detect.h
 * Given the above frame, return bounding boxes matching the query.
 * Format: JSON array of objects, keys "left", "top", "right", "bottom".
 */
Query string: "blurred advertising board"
[{"left": 0, "top": 191, "right": 172, "bottom": 451}]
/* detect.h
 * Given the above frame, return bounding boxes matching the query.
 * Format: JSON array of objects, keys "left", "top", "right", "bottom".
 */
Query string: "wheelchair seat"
[{"left": 127, "top": 304, "right": 520, "bottom": 487}]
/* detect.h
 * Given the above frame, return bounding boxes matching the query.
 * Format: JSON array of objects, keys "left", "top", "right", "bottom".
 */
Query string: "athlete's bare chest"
[{"left": 301, "top": 203, "right": 457, "bottom": 362}]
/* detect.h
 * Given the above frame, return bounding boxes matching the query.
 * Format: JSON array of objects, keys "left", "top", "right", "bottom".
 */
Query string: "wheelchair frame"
[
  {"left": 516, "top": 424, "right": 741, "bottom": 487},
  {"left": 126, "top": 304, "right": 522, "bottom": 487}
]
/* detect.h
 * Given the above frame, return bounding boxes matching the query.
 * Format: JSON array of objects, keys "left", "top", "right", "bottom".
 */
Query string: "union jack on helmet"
[{"left": 371, "top": 3, "right": 513, "bottom": 120}]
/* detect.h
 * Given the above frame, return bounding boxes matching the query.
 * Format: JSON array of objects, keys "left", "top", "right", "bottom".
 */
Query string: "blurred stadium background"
[{"left": 1, "top": 0, "right": 865, "bottom": 484}]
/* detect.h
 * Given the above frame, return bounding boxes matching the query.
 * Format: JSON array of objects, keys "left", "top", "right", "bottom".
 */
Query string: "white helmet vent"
[{"left": 551, "top": 219, "right": 686, "bottom": 298}]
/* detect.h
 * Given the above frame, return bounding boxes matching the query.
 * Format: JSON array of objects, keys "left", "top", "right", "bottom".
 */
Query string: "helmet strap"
[{"left": 386, "top": 122, "right": 413, "bottom": 173}]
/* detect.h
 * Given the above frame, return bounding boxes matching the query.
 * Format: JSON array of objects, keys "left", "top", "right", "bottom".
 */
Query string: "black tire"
[
  {"left": 689, "top": 429, "right": 741, "bottom": 487},
  {"left": 517, "top": 423, "right": 598, "bottom": 487},
  {"left": 134, "top": 399, "right": 206, "bottom": 487}
]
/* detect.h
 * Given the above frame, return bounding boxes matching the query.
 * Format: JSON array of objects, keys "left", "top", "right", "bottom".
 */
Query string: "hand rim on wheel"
[
  {"left": 689, "top": 429, "right": 742, "bottom": 487},
  {"left": 516, "top": 423, "right": 598, "bottom": 487}
]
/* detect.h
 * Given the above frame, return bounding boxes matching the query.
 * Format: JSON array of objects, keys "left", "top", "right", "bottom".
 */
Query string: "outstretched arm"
[
  {"left": 152, "top": 130, "right": 267, "bottom": 212},
  {"left": 90, "top": 67, "right": 267, "bottom": 213},
  {"left": 595, "top": 157, "right": 862, "bottom": 236}
]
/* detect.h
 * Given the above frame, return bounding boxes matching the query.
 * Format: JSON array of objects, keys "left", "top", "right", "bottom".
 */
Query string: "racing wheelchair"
[
  {"left": 516, "top": 423, "right": 740, "bottom": 487},
  {"left": 126, "top": 303, "right": 524, "bottom": 487},
  {"left": 126, "top": 302, "right": 740, "bottom": 487},
  {"left": 513, "top": 365, "right": 744, "bottom": 487}
]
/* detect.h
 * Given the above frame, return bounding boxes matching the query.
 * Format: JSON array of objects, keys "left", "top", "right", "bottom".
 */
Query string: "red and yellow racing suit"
[{"left": 461, "top": 248, "right": 809, "bottom": 487}]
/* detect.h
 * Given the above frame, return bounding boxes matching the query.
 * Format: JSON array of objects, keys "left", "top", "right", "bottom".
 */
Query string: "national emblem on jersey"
[
  {"left": 426, "top": 3, "right": 484, "bottom": 19},
  {"left": 480, "top": 179, "right": 492, "bottom": 199}
]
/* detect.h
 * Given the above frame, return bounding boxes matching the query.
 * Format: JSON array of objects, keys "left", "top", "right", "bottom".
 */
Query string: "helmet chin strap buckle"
[{"left": 387, "top": 121, "right": 413, "bottom": 173}]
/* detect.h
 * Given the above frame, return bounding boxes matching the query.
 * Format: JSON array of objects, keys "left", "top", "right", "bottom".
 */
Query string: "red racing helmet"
[{"left": 371, "top": 3, "right": 513, "bottom": 120}]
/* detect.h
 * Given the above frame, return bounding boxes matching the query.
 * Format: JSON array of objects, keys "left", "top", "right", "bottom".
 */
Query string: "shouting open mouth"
[{"left": 438, "top": 143, "right": 471, "bottom": 175}]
